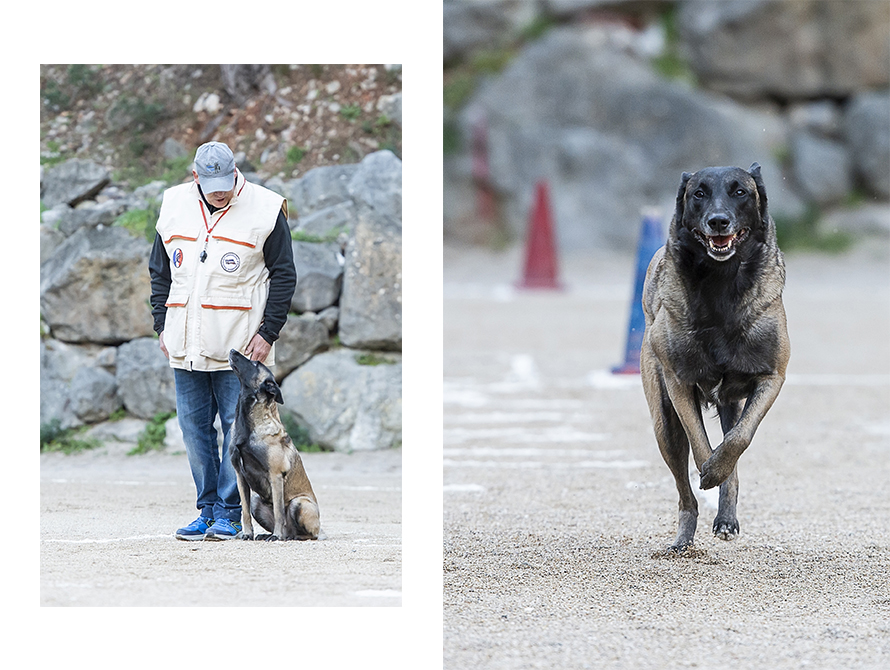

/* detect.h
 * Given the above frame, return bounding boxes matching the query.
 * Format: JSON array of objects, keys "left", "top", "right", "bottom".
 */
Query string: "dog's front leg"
[
  {"left": 662, "top": 373, "right": 713, "bottom": 470},
  {"left": 234, "top": 469, "right": 255, "bottom": 540},
  {"left": 700, "top": 373, "right": 785, "bottom": 489},
  {"left": 269, "top": 472, "right": 286, "bottom": 541}
]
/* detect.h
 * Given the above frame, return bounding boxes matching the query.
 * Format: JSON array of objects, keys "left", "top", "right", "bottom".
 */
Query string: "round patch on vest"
[
  {"left": 172, "top": 248, "right": 184, "bottom": 268},
  {"left": 220, "top": 252, "right": 241, "bottom": 273}
]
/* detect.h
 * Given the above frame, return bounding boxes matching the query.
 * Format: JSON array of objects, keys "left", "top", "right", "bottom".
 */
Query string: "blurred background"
[{"left": 444, "top": 0, "right": 889, "bottom": 253}]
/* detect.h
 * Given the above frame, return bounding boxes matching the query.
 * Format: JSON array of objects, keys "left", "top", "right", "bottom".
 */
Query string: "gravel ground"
[
  {"left": 443, "top": 240, "right": 890, "bottom": 669},
  {"left": 41, "top": 446, "right": 402, "bottom": 607}
]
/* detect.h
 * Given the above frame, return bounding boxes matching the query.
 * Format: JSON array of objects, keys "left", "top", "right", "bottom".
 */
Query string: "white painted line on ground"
[
  {"left": 445, "top": 427, "right": 609, "bottom": 444},
  {"left": 444, "top": 459, "right": 649, "bottom": 469},
  {"left": 444, "top": 447, "right": 626, "bottom": 458}
]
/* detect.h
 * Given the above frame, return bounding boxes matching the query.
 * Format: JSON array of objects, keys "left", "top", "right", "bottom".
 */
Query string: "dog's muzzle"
[{"left": 694, "top": 227, "right": 749, "bottom": 261}]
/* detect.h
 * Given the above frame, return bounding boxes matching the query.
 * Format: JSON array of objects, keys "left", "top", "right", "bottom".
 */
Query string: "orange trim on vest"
[
  {"left": 200, "top": 304, "right": 252, "bottom": 310},
  {"left": 165, "top": 302, "right": 187, "bottom": 307},
  {"left": 165, "top": 234, "right": 199, "bottom": 244},
  {"left": 212, "top": 235, "right": 256, "bottom": 247}
]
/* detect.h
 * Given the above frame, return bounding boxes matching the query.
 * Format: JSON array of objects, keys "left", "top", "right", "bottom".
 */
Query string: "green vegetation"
[
  {"left": 651, "top": 7, "right": 697, "bottom": 85},
  {"left": 355, "top": 352, "right": 397, "bottom": 366},
  {"left": 129, "top": 411, "right": 176, "bottom": 455},
  {"left": 40, "top": 419, "right": 101, "bottom": 454},
  {"left": 286, "top": 145, "right": 307, "bottom": 167},
  {"left": 114, "top": 205, "right": 160, "bottom": 242},
  {"left": 281, "top": 413, "right": 327, "bottom": 452},
  {"left": 291, "top": 225, "right": 347, "bottom": 244},
  {"left": 774, "top": 206, "right": 853, "bottom": 254},
  {"left": 339, "top": 103, "right": 362, "bottom": 121}
]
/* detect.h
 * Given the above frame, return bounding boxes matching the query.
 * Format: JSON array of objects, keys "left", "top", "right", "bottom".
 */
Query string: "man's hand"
[
  {"left": 159, "top": 331, "right": 169, "bottom": 359},
  {"left": 245, "top": 333, "right": 272, "bottom": 362}
]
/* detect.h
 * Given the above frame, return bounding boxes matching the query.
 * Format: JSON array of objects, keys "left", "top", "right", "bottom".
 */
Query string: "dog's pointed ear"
[
  {"left": 674, "top": 171, "right": 693, "bottom": 225},
  {"left": 748, "top": 162, "right": 768, "bottom": 219},
  {"left": 263, "top": 379, "right": 284, "bottom": 404}
]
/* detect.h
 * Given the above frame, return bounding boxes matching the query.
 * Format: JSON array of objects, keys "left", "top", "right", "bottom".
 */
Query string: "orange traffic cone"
[{"left": 517, "top": 180, "right": 562, "bottom": 290}]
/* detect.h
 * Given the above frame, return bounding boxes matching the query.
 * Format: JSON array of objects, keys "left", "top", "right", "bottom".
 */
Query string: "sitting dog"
[
  {"left": 640, "top": 163, "right": 790, "bottom": 551},
  {"left": 228, "top": 349, "right": 321, "bottom": 541}
]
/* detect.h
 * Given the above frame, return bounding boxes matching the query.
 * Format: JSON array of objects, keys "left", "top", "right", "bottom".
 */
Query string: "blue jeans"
[{"left": 173, "top": 369, "right": 241, "bottom": 522}]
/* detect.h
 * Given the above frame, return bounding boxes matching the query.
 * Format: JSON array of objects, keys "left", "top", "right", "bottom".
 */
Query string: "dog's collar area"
[{"left": 694, "top": 227, "right": 749, "bottom": 261}]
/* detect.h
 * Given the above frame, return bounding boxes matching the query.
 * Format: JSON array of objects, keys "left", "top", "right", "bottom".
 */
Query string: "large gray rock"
[
  {"left": 294, "top": 200, "right": 356, "bottom": 238},
  {"left": 339, "top": 208, "right": 402, "bottom": 350},
  {"left": 287, "top": 164, "right": 358, "bottom": 218},
  {"left": 40, "top": 339, "right": 110, "bottom": 428},
  {"left": 291, "top": 241, "right": 344, "bottom": 313},
  {"left": 789, "top": 131, "right": 852, "bottom": 207},
  {"left": 273, "top": 313, "right": 330, "bottom": 381},
  {"left": 40, "top": 226, "right": 155, "bottom": 344},
  {"left": 677, "top": 0, "right": 890, "bottom": 100},
  {"left": 57, "top": 199, "right": 128, "bottom": 237},
  {"left": 279, "top": 348, "right": 401, "bottom": 452},
  {"left": 115, "top": 337, "right": 177, "bottom": 420},
  {"left": 347, "top": 150, "right": 402, "bottom": 221},
  {"left": 844, "top": 92, "right": 890, "bottom": 200},
  {"left": 68, "top": 366, "right": 122, "bottom": 423},
  {"left": 41, "top": 158, "right": 111, "bottom": 208},
  {"left": 456, "top": 26, "right": 800, "bottom": 250}
]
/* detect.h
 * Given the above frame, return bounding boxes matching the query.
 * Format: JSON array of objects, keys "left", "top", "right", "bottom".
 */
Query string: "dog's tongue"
[{"left": 711, "top": 234, "right": 734, "bottom": 247}]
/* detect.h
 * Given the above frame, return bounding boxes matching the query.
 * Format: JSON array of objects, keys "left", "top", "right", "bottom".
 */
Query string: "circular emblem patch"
[
  {"left": 172, "top": 248, "right": 183, "bottom": 268},
  {"left": 220, "top": 252, "right": 241, "bottom": 273}
]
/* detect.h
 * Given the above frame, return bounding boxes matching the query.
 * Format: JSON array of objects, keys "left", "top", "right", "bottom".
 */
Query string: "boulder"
[
  {"left": 115, "top": 337, "right": 177, "bottom": 420},
  {"left": 40, "top": 223, "right": 66, "bottom": 265},
  {"left": 279, "top": 348, "right": 401, "bottom": 452},
  {"left": 291, "top": 241, "right": 344, "bottom": 313},
  {"left": 844, "top": 92, "right": 890, "bottom": 200},
  {"left": 456, "top": 26, "right": 801, "bottom": 250},
  {"left": 40, "top": 158, "right": 112, "bottom": 209},
  {"left": 287, "top": 164, "right": 358, "bottom": 218},
  {"left": 677, "top": 0, "right": 890, "bottom": 100},
  {"left": 40, "top": 226, "right": 154, "bottom": 344},
  {"left": 339, "top": 207, "right": 402, "bottom": 350},
  {"left": 68, "top": 366, "right": 121, "bottom": 423},
  {"left": 789, "top": 131, "right": 852, "bottom": 207},
  {"left": 57, "top": 199, "right": 128, "bottom": 237},
  {"left": 294, "top": 200, "right": 357, "bottom": 238},
  {"left": 273, "top": 313, "right": 330, "bottom": 381},
  {"left": 347, "top": 150, "right": 402, "bottom": 221}
]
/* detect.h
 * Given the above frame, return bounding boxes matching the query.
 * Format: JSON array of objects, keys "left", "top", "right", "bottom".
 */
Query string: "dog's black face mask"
[
  {"left": 228, "top": 349, "right": 284, "bottom": 404},
  {"left": 673, "top": 163, "right": 768, "bottom": 264}
]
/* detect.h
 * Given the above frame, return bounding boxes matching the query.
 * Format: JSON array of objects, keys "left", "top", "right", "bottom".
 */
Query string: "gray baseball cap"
[{"left": 194, "top": 141, "right": 236, "bottom": 193}]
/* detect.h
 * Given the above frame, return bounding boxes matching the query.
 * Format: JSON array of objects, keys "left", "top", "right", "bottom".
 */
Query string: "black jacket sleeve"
[
  {"left": 148, "top": 232, "right": 171, "bottom": 335},
  {"left": 258, "top": 210, "right": 297, "bottom": 344}
]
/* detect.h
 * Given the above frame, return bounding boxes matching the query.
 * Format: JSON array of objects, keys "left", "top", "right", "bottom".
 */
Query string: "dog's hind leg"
[
  {"left": 286, "top": 496, "right": 321, "bottom": 540},
  {"left": 249, "top": 495, "right": 275, "bottom": 538},
  {"left": 713, "top": 401, "right": 743, "bottom": 540}
]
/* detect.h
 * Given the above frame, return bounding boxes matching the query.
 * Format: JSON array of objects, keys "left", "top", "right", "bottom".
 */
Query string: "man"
[{"left": 149, "top": 141, "right": 296, "bottom": 541}]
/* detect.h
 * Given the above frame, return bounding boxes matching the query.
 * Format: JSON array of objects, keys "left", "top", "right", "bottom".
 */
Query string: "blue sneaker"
[
  {"left": 204, "top": 518, "right": 242, "bottom": 541},
  {"left": 175, "top": 516, "right": 213, "bottom": 541}
]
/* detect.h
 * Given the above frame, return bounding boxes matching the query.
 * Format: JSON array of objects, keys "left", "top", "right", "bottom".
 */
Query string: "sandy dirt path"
[
  {"left": 41, "top": 447, "right": 402, "bottom": 607},
  {"left": 443, "top": 242, "right": 890, "bottom": 669}
]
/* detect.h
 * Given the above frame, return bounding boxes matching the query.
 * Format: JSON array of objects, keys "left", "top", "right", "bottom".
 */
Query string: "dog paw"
[
  {"left": 712, "top": 517, "right": 739, "bottom": 541},
  {"left": 264, "top": 534, "right": 279, "bottom": 542},
  {"left": 700, "top": 451, "right": 734, "bottom": 490},
  {"left": 237, "top": 532, "right": 254, "bottom": 541}
]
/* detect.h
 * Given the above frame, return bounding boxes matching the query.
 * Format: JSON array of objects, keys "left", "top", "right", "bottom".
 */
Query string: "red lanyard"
[{"left": 198, "top": 202, "right": 231, "bottom": 262}]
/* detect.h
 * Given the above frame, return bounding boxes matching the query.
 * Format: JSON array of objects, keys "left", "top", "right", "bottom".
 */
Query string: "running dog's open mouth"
[{"left": 695, "top": 228, "right": 749, "bottom": 260}]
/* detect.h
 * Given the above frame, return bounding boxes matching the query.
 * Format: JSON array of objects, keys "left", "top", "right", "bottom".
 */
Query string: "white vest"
[{"left": 156, "top": 173, "right": 286, "bottom": 371}]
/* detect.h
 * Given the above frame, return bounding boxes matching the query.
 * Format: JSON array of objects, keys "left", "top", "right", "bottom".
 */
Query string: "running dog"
[
  {"left": 640, "top": 163, "right": 790, "bottom": 551},
  {"left": 228, "top": 349, "right": 321, "bottom": 541}
]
